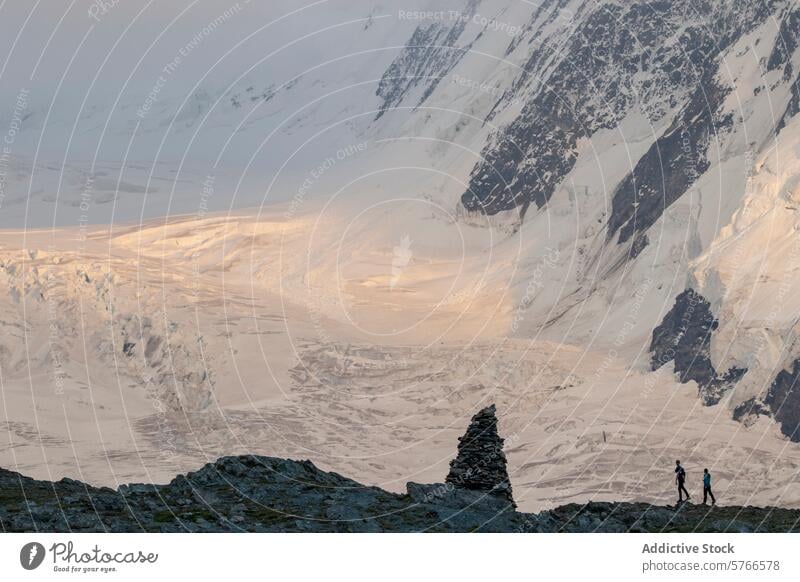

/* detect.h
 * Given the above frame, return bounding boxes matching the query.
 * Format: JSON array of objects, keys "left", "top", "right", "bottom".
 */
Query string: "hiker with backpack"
[
  {"left": 703, "top": 468, "right": 716, "bottom": 505},
  {"left": 675, "top": 460, "right": 690, "bottom": 503}
]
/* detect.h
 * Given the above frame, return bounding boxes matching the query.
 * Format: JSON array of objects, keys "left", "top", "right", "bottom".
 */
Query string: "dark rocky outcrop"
[
  {"left": 732, "top": 397, "right": 771, "bottom": 426},
  {"left": 374, "top": 0, "right": 480, "bottom": 120},
  {"left": 650, "top": 289, "right": 746, "bottom": 405},
  {"left": 767, "top": 6, "right": 800, "bottom": 73},
  {"left": 0, "top": 455, "right": 513, "bottom": 533},
  {"left": 445, "top": 404, "right": 514, "bottom": 506},
  {"left": 764, "top": 359, "right": 800, "bottom": 442},
  {"left": 778, "top": 71, "right": 800, "bottom": 133},
  {"left": 2, "top": 456, "right": 799, "bottom": 532},
  {"left": 461, "top": 0, "right": 777, "bottom": 226},
  {"left": 531, "top": 501, "right": 800, "bottom": 533},
  {"left": 607, "top": 69, "right": 731, "bottom": 246}
]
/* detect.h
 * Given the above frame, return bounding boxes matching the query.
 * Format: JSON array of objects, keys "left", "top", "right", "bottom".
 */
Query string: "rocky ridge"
[{"left": 2, "top": 404, "right": 798, "bottom": 533}]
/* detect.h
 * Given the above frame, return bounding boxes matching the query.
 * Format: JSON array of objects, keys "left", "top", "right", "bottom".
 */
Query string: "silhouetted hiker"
[
  {"left": 675, "top": 460, "right": 690, "bottom": 503},
  {"left": 703, "top": 468, "right": 716, "bottom": 505}
]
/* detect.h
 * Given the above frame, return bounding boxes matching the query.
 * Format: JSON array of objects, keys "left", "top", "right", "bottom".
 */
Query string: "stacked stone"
[{"left": 445, "top": 404, "right": 515, "bottom": 506}]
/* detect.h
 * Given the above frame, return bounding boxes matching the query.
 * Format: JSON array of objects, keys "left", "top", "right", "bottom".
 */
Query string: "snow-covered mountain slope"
[
  {"left": 2, "top": 207, "right": 800, "bottom": 511},
  {"left": 2, "top": 0, "right": 800, "bottom": 507},
  {"left": 0, "top": 0, "right": 470, "bottom": 226}
]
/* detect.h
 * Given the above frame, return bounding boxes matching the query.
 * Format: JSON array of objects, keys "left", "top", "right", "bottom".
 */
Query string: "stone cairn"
[{"left": 445, "top": 404, "right": 515, "bottom": 506}]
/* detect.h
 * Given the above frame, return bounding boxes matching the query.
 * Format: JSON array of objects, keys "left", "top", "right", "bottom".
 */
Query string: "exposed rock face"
[
  {"left": 445, "top": 404, "right": 514, "bottom": 505},
  {"left": 374, "top": 0, "right": 480, "bottom": 120},
  {"left": 650, "top": 289, "right": 746, "bottom": 405},
  {"left": 607, "top": 68, "right": 730, "bottom": 248},
  {"left": 768, "top": 6, "right": 800, "bottom": 132},
  {"left": 732, "top": 397, "right": 771, "bottom": 427},
  {"left": 461, "top": 0, "right": 778, "bottom": 230},
  {"left": 764, "top": 359, "right": 800, "bottom": 442}
]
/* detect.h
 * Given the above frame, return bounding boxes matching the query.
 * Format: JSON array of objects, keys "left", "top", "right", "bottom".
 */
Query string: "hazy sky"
[{"left": 0, "top": 0, "right": 445, "bottom": 226}]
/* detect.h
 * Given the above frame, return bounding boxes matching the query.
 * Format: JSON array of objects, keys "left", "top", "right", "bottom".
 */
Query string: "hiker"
[
  {"left": 675, "top": 460, "right": 690, "bottom": 503},
  {"left": 703, "top": 468, "right": 716, "bottom": 505}
]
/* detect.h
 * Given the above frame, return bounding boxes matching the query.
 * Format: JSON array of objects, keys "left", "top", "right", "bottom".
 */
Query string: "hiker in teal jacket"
[{"left": 703, "top": 468, "right": 716, "bottom": 505}]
